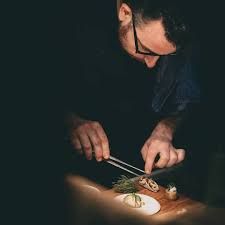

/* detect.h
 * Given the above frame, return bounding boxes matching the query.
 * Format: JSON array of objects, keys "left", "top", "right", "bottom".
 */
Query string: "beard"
[
  {"left": 118, "top": 22, "right": 131, "bottom": 50},
  {"left": 118, "top": 22, "right": 145, "bottom": 63}
]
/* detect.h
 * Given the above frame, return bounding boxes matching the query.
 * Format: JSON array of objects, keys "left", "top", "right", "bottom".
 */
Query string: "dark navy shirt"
[{"left": 66, "top": 2, "right": 200, "bottom": 160}]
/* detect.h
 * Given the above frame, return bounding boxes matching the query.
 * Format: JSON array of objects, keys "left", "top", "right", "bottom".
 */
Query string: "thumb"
[{"left": 175, "top": 148, "right": 186, "bottom": 163}]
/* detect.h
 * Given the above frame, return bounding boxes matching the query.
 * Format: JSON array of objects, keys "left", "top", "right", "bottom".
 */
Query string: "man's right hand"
[{"left": 69, "top": 116, "right": 110, "bottom": 161}]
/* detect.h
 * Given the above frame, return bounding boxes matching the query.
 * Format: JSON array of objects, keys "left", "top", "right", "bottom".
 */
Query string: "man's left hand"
[{"left": 141, "top": 135, "right": 185, "bottom": 174}]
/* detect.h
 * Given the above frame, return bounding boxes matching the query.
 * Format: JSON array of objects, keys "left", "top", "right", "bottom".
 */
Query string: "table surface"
[{"left": 104, "top": 181, "right": 206, "bottom": 220}]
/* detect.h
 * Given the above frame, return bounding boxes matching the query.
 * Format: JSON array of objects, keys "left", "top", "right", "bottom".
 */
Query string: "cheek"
[
  {"left": 119, "top": 26, "right": 145, "bottom": 62},
  {"left": 123, "top": 34, "right": 135, "bottom": 52},
  {"left": 123, "top": 35, "right": 146, "bottom": 61},
  {"left": 119, "top": 27, "right": 135, "bottom": 52}
]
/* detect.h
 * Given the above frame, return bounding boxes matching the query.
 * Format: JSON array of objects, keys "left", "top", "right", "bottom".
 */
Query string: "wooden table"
[
  {"left": 66, "top": 175, "right": 207, "bottom": 223},
  {"left": 104, "top": 181, "right": 206, "bottom": 221}
]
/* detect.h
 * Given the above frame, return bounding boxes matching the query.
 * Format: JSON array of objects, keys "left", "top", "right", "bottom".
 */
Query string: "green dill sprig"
[{"left": 112, "top": 175, "right": 138, "bottom": 193}]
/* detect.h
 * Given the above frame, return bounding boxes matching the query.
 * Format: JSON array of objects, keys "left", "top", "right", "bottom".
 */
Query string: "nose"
[{"left": 144, "top": 56, "right": 160, "bottom": 68}]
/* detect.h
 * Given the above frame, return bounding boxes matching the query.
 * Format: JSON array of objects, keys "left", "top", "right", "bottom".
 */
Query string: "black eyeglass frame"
[{"left": 132, "top": 14, "right": 177, "bottom": 57}]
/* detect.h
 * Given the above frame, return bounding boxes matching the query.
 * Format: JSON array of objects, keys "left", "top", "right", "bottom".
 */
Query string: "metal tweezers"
[
  {"left": 105, "top": 155, "right": 183, "bottom": 178},
  {"left": 105, "top": 155, "right": 145, "bottom": 176}
]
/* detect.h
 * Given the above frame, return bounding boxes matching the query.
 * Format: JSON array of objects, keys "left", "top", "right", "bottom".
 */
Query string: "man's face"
[{"left": 119, "top": 19, "right": 176, "bottom": 68}]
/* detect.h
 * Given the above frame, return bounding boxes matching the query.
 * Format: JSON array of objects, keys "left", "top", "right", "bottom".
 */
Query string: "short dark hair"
[{"left": 122, "top": 0, "right": 191, "bottom": 50}]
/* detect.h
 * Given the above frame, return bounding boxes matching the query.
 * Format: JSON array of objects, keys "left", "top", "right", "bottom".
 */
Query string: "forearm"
[
  {"left": 151, "top": 116, "right": 183, "bottom": 141},
  {"left": 152, "top": 103, "right": 193, "bottom": 141}
]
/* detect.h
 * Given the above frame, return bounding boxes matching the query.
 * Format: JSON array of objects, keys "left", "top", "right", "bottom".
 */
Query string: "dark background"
[
  {"left": 9, "top": 1, "right": 224, "bottom": 225},
  {"left": 48, "top": 0, "right": 224, "bottom": 223},
  {"left": 51, "top": 0, "right": 225, "bottom": 221}
]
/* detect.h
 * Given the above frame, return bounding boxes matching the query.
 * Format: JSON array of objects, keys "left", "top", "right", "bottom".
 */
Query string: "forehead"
[{"left": 137, "top": 19, "right": 176, "bottom": 54}]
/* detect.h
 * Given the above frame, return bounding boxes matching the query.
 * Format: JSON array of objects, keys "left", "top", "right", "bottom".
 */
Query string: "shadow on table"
[{"left": 65, "top": 175, "right": 225, "bottom": 225}]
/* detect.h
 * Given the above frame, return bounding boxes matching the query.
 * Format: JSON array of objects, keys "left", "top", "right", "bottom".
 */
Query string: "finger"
[
  {"left": 141, "top": 144, "right": 148, "bottom": 161},
  {"left": 86, "top": 128, "right": 103, "bottom": 162},
  {"left": 93, "top": 122, "right": 110, "bottom": 159},
  {"left": 154, "top": 150, "right": 170, "bottom": 169},
  {"left": 176, "top": 149, "right": 186, "bottom": 163},
  {"left": 78, "top": 131, "right": 93, "bottom": 160},
  {"left": 145, "top": 149, "right": 158, "bottom": 174},
  {"left": 71, "top": 134, "right": 82, "bottom": 150},
  {"left": 166, "top": 148, "right": 178, "bottom": 167}
]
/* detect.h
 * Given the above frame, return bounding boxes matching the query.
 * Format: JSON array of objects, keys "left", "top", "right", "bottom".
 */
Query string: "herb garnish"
[{"left": 112, "top": 175, "right": 138, "bottom": 193}]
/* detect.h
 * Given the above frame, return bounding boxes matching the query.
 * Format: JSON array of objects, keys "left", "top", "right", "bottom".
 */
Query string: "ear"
[{"left": 118, "top": 3, "right": 132, "bottom": 26}]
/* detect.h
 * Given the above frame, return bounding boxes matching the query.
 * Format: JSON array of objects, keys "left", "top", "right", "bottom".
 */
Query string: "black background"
[
  {"left": 7, "top": 1, "right": 225, "bottom": 225},
  {"left": 47, "top": 1, "right": 225, "bottom": 223}
]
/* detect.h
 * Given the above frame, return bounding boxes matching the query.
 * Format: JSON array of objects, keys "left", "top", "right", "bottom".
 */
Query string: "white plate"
[{"left": 114, "top": 193, "right": 160, "bottom": 215}]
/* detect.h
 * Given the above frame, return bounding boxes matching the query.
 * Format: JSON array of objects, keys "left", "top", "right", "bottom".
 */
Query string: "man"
[{"left": 65, "top": 0, "right": 200, "bottom": 176}]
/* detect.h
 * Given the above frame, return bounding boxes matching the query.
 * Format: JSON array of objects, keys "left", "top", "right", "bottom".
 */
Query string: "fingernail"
[
  {"left": 97, "top": 158, "right": 102, "bottom": 162},
  {"left": 145, "top": 170, "right": 150, "bottom": 174},
  {"left": 103, "top": 154, "right": 109, "bottom": 159}
]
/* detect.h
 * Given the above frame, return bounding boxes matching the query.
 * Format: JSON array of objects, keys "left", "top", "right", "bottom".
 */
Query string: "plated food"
[
  {"left": 123, "top": 193, "right": 144, "bottom": 208},
  {"left": 113, "top": 175, "right": 159, "bottom": 193},
  {"left": 115, "top": 193, "right": 161, "bottom": 215},
  {"left": 138, "top": 176, "right": 159, "bottom": 192},
  {"left": 165, "top": 183, "right": 178, "bottom": 200}
]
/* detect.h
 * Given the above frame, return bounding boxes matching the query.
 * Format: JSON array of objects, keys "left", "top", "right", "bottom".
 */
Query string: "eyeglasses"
[{"left": 132, "top": 14, "right": 177, "bottom": 56}]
